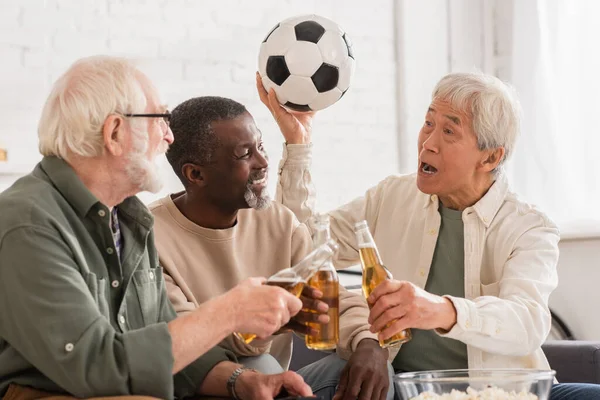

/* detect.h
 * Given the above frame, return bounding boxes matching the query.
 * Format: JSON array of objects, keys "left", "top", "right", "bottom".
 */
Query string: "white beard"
[
  {"left": 244, "top": 184, "right": 271, "bottom": 210},
  {"left": 125, "top": 130, "right": 165, "bottom": 194}
]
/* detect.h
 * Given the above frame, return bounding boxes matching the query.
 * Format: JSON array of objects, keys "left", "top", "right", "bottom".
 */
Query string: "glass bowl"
[{"left": 393, "top": 369, "right": 555, "bottom": 399}]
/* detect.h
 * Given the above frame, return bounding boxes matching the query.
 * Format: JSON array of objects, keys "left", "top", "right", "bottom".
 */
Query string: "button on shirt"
[{"left": 0, "top": 156, "right": 236, "bottom": 399}]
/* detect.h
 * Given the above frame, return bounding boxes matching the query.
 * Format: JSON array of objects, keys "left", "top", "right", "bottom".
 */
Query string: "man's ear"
[
  {"left": 480, "top": 147, "right": 505, "bottom": 173},
  {"left": 182, "top": 163, "right": 207, "bottom": 188},
  {"left": 103, "top": 115, "right": 126, "bottom": 157}
]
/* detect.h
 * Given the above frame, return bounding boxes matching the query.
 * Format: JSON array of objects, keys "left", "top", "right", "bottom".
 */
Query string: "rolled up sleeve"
[
  {"left": 123, "top": 322, "right": 175, "bottom": 397},
  {"left": 276, "top": 143, "right": 315, "bottom": 224},
  {"left": 174, "top": 347, "right": 237, "bottom": 399},
  {"left": 157, "top": 265, "right": 238, "bottom": 398}
]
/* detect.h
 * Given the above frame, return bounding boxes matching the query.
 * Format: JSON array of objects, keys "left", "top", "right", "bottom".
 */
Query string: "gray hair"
[
  {"left": 38, "top": 55, "right": 147, "bottom": 159},
  {"left": 432, "top": 72, "right": 522, "bottom": 173}
]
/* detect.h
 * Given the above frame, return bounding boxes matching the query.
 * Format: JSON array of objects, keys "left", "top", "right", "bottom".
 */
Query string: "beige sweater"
[{"left": 149, "top": 193, "right": 370, "bottom": 369}]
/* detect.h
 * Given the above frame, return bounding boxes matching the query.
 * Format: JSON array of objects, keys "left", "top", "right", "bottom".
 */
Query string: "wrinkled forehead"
[{"left": 430, "top": 96, "right": 473, "bottom": 122}]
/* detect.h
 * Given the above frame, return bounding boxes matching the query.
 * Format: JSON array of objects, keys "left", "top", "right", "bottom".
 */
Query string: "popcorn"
[{"left": 410, "top": 386, "right": 538, "bottom": 400}]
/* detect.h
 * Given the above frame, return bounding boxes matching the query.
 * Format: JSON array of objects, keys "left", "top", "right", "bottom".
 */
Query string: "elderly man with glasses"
[{"left": 0, "top": 56, "right": 312, "bottom": 400}]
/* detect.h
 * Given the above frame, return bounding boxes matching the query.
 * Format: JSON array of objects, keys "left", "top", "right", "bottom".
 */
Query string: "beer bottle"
[
  {"left": 354, "top": 220, "right": 411, "bottom": 348},
  {"left": 235, "top": 239, "right": 338, "bottom": 344},
  {"left": 305, "top": 214, "right": 339, "bottom": 350}
]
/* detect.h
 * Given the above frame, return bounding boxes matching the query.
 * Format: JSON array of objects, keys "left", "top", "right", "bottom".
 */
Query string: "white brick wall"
[{"left": 0, "top": 0, "right": 398, "bottom": 211}]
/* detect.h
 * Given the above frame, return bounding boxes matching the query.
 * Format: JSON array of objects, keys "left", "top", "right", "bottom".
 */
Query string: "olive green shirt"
[
  {"left": 0, "top": 157, "right": 236, "bottom": 399},
  {"left": 393, "top": 205, "right": 468, "bottom": 372}
]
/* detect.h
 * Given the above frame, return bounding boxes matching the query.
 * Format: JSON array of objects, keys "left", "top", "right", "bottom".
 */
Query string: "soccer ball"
[{"left": 258, "top": 14, "right": 355, "bottom": 112}]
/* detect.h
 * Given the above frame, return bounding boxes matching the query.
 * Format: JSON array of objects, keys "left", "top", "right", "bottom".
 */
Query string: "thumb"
[
  {"left": 280, "top": 371, "right": 313, "bottom": 397},
  {"left": 284, "top": 292, "right": 303, "bottom": 316},
  {"left": 267, "top": 89, "right": 290, "bottom": 123},
  {"left": 333, "top": 364, "right": 350, "bottom": 400}
]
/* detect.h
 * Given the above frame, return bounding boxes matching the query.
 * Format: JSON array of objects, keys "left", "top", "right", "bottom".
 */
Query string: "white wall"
[
  {"left": 492, "top": 0, "right": 600, "bottom": 340},
  {"left": 552, "top": 236, "right": 600, "bottom": 340},
  {"left": 0, "top": 0, "right": 398, "bottom": 210},
  {"left": 395, "top": 0, "right": 450, "bottom": 173},
  {"left": 394, "top": 0, "right": 495, "bottom": 173}
]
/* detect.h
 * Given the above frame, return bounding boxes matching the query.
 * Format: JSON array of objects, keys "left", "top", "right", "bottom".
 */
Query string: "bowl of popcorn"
[{"left": 394, "top": 369, "right": 555, "bottom": 400}]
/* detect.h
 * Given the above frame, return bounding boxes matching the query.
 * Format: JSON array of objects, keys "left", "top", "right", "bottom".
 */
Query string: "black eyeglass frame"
[{"left": 122, "top": 112, "right": 171, "bottom": 126}]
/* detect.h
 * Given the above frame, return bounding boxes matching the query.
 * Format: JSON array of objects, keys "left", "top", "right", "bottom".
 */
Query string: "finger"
[
  {"left": 378, "top": 317, "right": 410, "bottom": 341},
  {"left": 281, "top": 319, "right": 317, "bottom": 336},
  {"left": 368, "top": 279, "right": 404, "bottom": 304},
  {"left": 293, "top": 310, "right": 330, "bottom": 326},
  {"left": 289, "top": 109, "right": 317, "bottom": 118},
  {"left": 283, "top": 293, "right": 303, "bottom": 316},
  {"left": 356, "top": 373, "right": 376, "bottom": 400},
  {"left": 282, "top": 371, "right": 313, "bottom": 397},
  {"left": 370, "top": 304, "right": 407, "bottom": 333},
  {"left": 300, "top": 295, "right": 329, "bottom": 313},
  {"left": 301, "top": 284, "right": 323, "bottom": 299},
  {"left": 379, "top": 384, "right": 388, "bottom": 400},
  {"left": 342, "top": 369, "right": 363, "bottom": 400},
  {"left": 267, "top": 89, "right": 289, "bottom": 123},
  {"left": 376, "top": 371, "right": 391, "bottom": 400},
  {"left": 271, "top": 325, "right": 293, "bottom": 336},
  {"left": 256, "top": 72, "right": 271, "bottom": 108},
  {"left": 368, "top": 292, "right": 403, "bottom": 324},
  {"left": 243, "top": 276, "right": 267, "bottom": 287},
  {"left": 333, "top": 363, "right": 351, "bottom": 400}
]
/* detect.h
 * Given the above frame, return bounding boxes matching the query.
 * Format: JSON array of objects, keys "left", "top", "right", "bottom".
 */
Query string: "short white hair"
[
  {"left": 38, "top": 55, "right": 147, "bottom": 159},
  {"left": 432, "top": 72, "right": 521, "bottom": 171}
]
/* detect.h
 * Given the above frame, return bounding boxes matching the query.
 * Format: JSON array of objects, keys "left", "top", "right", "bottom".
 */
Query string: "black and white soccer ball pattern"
[{"left": 258, "top": 14, "right": 355, "bottom": 112}]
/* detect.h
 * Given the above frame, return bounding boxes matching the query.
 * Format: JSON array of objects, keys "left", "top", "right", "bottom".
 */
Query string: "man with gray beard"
[
  {"left": 150, "top": 96, "right": 376, "bottom": 398},
  {"left": 0, "top": 58, "right": 312, "bottom": 400},
  {"left": 150, "top": 96, "right": 321, "bottom": 372}
]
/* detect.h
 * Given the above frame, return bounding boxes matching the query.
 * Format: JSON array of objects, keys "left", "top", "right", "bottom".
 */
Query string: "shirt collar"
[
  {"left": 40, "top": 156, "right": 154, "bottom": 229},
  {"left": 118, "top": 196, "right": 154, "bottom": 230},
  {"left": 470, "top": 174, "right": 509, "bottom": 227},
  {"left": 40, "top": 156, "right": 99, "bottom": 218},
  {"left": 423, "top": 174, "right": 510, "bottom": 227}
]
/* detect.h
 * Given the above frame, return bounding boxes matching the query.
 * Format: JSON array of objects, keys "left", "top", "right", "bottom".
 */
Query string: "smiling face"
[
  {"left": 202, "top": 112, "right": 271, "bottom": 211},
  {"left": 416, "top": 98, "right": 492, "bottom": 203}
]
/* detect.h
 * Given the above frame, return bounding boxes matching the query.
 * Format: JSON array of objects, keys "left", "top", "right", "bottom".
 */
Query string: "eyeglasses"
[{"left": 123, "top": 111, "right": 171, "bottom": 127}]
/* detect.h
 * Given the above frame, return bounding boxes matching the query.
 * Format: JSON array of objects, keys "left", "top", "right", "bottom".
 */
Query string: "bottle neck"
[
  {"left": 293, "top": 241, "right": 335, "bottom": 280},
  {"left": 356, "top": 228, "right": 384, "bottom": 270},
  {"left": 359, "top": 245, "right": 384, "bottom": 268},
  {"left": 356, "top": 227, "right": 382, "bottom": 252},
  {"left": 313, "top": 230, "right": 330, "bottom": 247},
  {"left": 317, "top": 258, "right": 336, "bottom": 272},
  {"left": 313, "top": 221, "right": 331, "bottom": 248}
]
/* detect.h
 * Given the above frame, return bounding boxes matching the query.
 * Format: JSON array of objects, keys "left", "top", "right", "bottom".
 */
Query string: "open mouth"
[
  {"left": 249, "top": 174, "right": 268, "bottom": 187},
  {"left": 251, "top": 177, "right": 266, "bottom": 185},
  {"left": 420, "top": 162, "right": 438, "bottom": 175}
]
